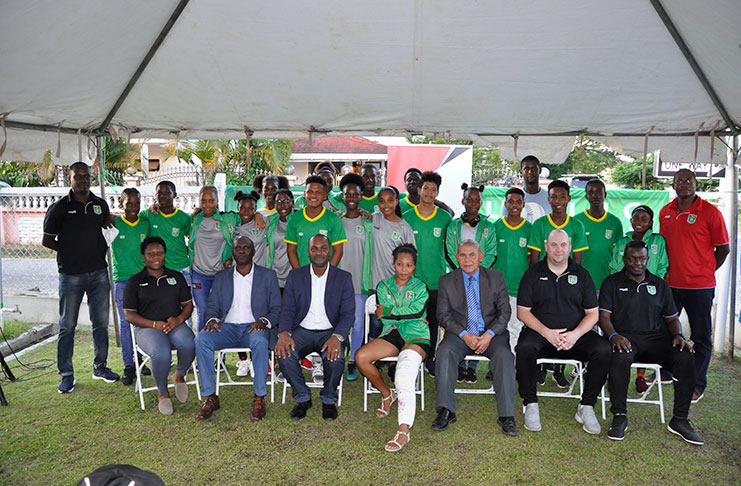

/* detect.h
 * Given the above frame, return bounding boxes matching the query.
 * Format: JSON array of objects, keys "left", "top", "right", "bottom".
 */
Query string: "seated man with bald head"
[
  {"left": 432, "top": 240, "right": 517, "bottom": 436},
  {"left": 516, "top": 229, "right": 610, "bottom": 435},
  {"left": 195, "top": 236, "right": 281, "bottom": 421},
  {"left": 275, "top": 234, "right": 355, "bottom": 421}
]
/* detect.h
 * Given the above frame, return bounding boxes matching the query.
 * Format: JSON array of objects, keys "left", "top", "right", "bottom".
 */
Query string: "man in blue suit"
[
  {"left": 195, "top": 236, "right": 281, "bottom": 421},
  {"left": 275, "top": 234, "right": 355, "bottom": 420}
]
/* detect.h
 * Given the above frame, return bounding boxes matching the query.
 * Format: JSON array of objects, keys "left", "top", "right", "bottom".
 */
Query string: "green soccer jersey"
[
  {"left": 403, "top": 206, "right": 452, "bottom": 290},
  {"left": 574, "top": 209, "right": 624, "bottom": 289},
  {"left": 398, "top": 194, "right": 417, "bottom": 215},
  {"left": 284, "top": 207, "right": 348, "bottom": 267},
  {"left": 528, "top": 214, "right": 588, "bottom": 260},
  {"left": 112, "top": 216, "right": 149, "bottom": 281},
  {"left": 493, "top": 217, "right": 532, "bottom": 296},
  {"left": 609, "top": 228, "right": 669, "bottom": 278},
  {"left": 359, "top": 192, "right": 379, "bottom": 213},
  {"left": 139, "top": 208, "right": 192, "bottom": 270}
]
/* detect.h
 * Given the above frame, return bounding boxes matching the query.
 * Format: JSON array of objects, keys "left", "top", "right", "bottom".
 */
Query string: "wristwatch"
[
  {"left": 258, "top": 317, "right": 269, "bottom": 327},
  {"left": 332, "top": 333, "right": 345, "bottom": 343}
]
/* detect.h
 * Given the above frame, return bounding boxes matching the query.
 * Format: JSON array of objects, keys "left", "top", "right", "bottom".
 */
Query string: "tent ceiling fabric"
[{"left": 1, "top": 0, "right": 739, "bottom": 163}]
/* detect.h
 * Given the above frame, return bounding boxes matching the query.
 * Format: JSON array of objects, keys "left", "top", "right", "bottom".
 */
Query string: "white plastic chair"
[
  {"left": 281, "top": 352, "right": 343, "bottom": 406},
  {"left": 600, "top": 362, "right": 666, "bottom": 422},
  {"left": 216, "top": 348, "right": 276, "bottom": 403},
  {"left": 454, "top": 355, "right": 495, "bottom": 395},
  {"left": 130, "top": 323, "right": 202, "bottom": 410},
  {"left": 362, "top": 294, "right": 425, "bottom": 412}
]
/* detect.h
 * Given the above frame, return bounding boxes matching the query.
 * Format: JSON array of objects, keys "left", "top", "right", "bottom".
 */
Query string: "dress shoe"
[
  {"left": 251, "top": 395, "right": 266, "bottom": 421},
  {"left": 430, "top": 408, "right": 457, "bottom": 431},
  {"left": 196, "top": 395, "right": 220, "bottom": 420},
  {"left": 497, "top": 416, "right": 519, "bottom": 436},
  {"left": 322, "top": 403, "right": 338, "bottom": 420},
  {"left": 290, "top": 399, "right": 312, "bottom": 419}
]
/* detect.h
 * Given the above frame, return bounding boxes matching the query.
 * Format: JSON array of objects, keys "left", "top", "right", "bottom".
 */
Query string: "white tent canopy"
[{"left": 1, "top": 0, "right": 739, "bottom": 164}]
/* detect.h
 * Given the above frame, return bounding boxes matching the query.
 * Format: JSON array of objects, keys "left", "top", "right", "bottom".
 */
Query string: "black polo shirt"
[
  {"left": 599, "top": 270, "right": 677, "bottom": 335},
  {"left": 517, "top": 258, "right": 597, "bottom": 331},
  {"left": 43, "top": 190, "right": 110, "bottom": 274},
  {"left": 123, "top": 268, "right": 192, "bottom": 322}
]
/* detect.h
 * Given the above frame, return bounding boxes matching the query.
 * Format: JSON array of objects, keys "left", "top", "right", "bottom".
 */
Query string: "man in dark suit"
[
  {"left": 195, "top": 236, "right": 281, "bottom": 421},
  {"left": 432, "top": 240, "right": 518, "bottom": 436},
  {"left": 275, "top": 234, "right": 355, "bottom": 420}
]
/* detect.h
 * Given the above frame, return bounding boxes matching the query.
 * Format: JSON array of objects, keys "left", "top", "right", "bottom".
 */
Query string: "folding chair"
[
  {"left": 454, "top": 355, "right": 495, "bottom": 395},
  {"left": 362, "top": 295, "right": 425, "bottom": 412},
  {"left": 600, "top": 362, "right": 665, "bottom": 422},
  {"left": 216, "top": 348, "right": 276, "bottom": 403},
  {"left": 282, "top": 352, "right": 343, "bottom": 405},
  {"left": 130, "top": 324, "right": 202, "bottom": 410}
]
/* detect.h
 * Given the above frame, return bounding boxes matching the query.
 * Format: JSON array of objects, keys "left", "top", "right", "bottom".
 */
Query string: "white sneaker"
[
  {"left": 523, "top": 403, "right": 541, "bottom": 432},
  {"left": 575, "top": 404, "right": 601, "bottom": 435},
  {"left": 236, "top": 359, "right": 252, "bottom": 377},
  {"left": 312, "top": 362, "right": 324, "bottom": 385}
]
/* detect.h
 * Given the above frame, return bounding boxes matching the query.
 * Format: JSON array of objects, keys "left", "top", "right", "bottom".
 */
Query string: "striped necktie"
[{"left": 466, "top": 275, "right": 480, "bottom": 336}]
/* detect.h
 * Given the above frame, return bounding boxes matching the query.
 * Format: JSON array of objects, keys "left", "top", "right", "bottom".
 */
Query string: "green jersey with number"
[
  {"left": 574, "top": 209, "right": 624, "bottom": 289},
  {"left": 139, "top": 208, "right": 192, "bottom": 270},
  {"left": 403, "top": 206, "right": 452, "bottom": 290},
  {"left": 284, "top": 207, "right": 348, "bottom": 267},
  {"left": 528, "top": 214, "right": 588, "bottom": 259},
  {"left": 493, "top": 217, "right": 532, "bottom": 296},
  {"left": 112, "top": 216, "right": 150, "bottom": 281}
]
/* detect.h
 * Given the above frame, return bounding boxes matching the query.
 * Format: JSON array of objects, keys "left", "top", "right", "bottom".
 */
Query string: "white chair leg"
[
  {"left": 215, "top": 351, "right": 223, "bottom": 396},
  {"left": 657, "top": 375, "right": 665, "bottom": 424},
  {"left": 363, "top": 376, "right": 369, "bottom": 412}
]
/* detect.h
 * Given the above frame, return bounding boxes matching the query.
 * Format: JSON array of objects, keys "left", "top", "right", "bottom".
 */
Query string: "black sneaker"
[
  {"left": 121, "top": 366, "right": 136, "bottom": 386},
  {"left": 92, "top": 367, "right": 120, "bottom": 383},
  {"left": 425, "top": 359, "right": 436, "bottom": 378},
  {"left": 667, "top": 417, "right": 704, "bottom": 445},
  {"left": 57, "top": 375, "right": 75, "bottom": 394},
  {"left": 608, "top": 414, "right": 628, "bottom": 441},
  {"left": 290, "top": 400, "right": 312, "bottom": 420},
  {"left": 536, "top": 365, "right": 547, "bottom": 386},
  {"left": 457, "top": 367, "right": 466, "bottom": 383},
  {"left": 553, "top": 369, "right": 571, "bottom": 388},
  {"left": 322, "top": 403, "right": 338, "bottom": 421},
  {"left": 465, "top": 367, "right": 477, "bottom": 384},
  {"left": 141, "top": 365, "right": 152, "bottom": 376}
]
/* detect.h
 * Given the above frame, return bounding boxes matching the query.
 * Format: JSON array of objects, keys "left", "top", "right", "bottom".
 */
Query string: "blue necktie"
[{"left": 466, "top": 276, "right": 480, "bottom": 336}]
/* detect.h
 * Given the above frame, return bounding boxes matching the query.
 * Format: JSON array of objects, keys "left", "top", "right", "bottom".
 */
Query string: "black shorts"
[{"left": 380, "top": 329, "right": 431, "bottom": 357}]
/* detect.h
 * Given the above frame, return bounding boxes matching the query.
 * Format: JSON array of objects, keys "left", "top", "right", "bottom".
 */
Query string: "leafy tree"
[
  {"left": 165, "top": 139, "right": 292, "bottom": 185},
  {"left": 0, "top": 150, "right": 56, "bottom": 186},
  {"left": 612, "top": 153, "right": 668, "bottom": 190},
  {"left": 542, "top": 137, "right": 620, "bottom": 180}
]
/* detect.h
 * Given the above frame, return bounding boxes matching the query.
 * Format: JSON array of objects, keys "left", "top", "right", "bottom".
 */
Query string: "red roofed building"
[{"left": 289, "top": 137, "right": 388, "bottom": 183}]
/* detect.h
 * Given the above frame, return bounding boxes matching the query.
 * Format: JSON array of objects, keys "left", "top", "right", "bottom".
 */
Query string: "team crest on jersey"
[
  {"left": 568, "top": 275, "right": 578, "bottom": 285},
  {"left": 93, "top": 205, "right": 102, "bottom": 215},
  {"left": 140, "top": 234, "right": 146, "bottom": 242},
  {"left": 687, "top": 214, "right": 697, "bottom": 224},
  {"left": 482, "top": 228, "right": 488, "bottom": 237},
  {"left": 406, "top": 291, "right": 414, "bottom": 300},
  {"left": 605, "top": 229, "right": 613, "bottom": 239},
  {"left": 319, "top": 229, "right": 328, "bottom": 236},
  {"left": 647, "top": 285, "right": 656, "bottom": 295},
  {"left": 651, "top": 244, "right": 658, "bottom": 254},
  {"left": 167, "top": 278, "right": 177, "bottom": 285},
  {"left": 433, "top": 228, "right": 441, "bottom": 237},
  {"left": 215, "top": 222, "right": 221, "bottom": 229},
  {"left": 392, "top": 231, "right": 401, "bottom": 241},
  {"left": 519, "top": 237, "right": 527, "bottom": 247},
  {"left": 251, "top": 227, "right": 260, "bottom": 236},
  {"left": 172, "top": 227, "right": 180, "bottom": 237},
  {"left": 355, "top": 225, "right": 364, "bottom": 234}
]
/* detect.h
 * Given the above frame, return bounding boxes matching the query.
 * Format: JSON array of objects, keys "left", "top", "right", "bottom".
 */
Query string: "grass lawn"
[
  {"left": 0, "top": 320, "right": 34, "bottom": 341},
  {"left": 0, "top": 329, "right": 739, "bottom": 485}
]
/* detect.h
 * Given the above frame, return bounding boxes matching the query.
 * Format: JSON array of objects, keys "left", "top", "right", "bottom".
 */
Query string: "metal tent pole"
[
  {"left": 97, "top": 136, "right": 120, "bottom": 347},
  {"left": 729, "top": 135, "right": 738, "bottom": 360}
]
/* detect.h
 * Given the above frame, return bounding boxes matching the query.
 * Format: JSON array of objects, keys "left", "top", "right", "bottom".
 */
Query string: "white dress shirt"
[
  {"left": 223, "top": 266, "right": 256, "bottom": 324},
  {"left": 298, "top": 266, "right": 332, "bottom": 330}
]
